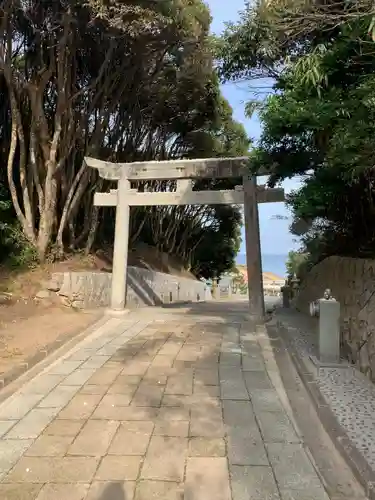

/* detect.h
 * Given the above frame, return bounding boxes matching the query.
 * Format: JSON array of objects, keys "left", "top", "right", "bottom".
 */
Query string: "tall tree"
[
  {"left": 0, "top": 0, "right": 248, "bottom": 279},
  {"left": 218, "top": 0, "right": 375, "bottom": 264}
]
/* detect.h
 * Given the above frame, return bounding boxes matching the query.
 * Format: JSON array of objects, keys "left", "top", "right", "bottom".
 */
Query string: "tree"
[
  {"left": 257, "top": 0, "right": 375, "bottom": 39},
  {"left": 217, "top": 0, "right": 375, "bottom": 265},
  {"left": 285, "top": 250, "right": 307, "bottom": 279},
  {"left": 190, "top": 204, "right": 242, "bottom": 279},
  {"left": 253, "top": 21, "right": 375, "bottom": 258},
  {"left": 0, "top": 0, "right": 248, "bottom": 280},
  {"left": 0, "top": 0, "right": 215, "bottom": 260}
]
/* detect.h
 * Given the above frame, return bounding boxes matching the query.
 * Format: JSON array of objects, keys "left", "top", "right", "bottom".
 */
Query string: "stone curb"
[
  {"left": 0, "top": 311, "right": 105, "bottom": 394},
  {"left": 274, "top": 318, "right": 375, "bottom": 500}
]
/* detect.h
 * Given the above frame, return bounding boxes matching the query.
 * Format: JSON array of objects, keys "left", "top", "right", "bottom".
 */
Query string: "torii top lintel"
[{"left": 84, "top": 156, "right": 269, "bottom": 181}]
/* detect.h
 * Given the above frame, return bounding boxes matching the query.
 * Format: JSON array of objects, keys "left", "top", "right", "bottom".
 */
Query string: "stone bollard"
[{"left": 310, "top": 288, "right": 341, "bottom": 364}]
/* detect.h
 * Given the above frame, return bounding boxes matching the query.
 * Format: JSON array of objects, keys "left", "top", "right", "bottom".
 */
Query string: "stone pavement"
[{"left": 0, "top": 302, "right": 364, "bottom": 499}]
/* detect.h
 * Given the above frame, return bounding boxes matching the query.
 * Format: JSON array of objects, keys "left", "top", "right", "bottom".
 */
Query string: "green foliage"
[
  {"left": 218, "top": 0, "right": 375, "bottom": 266},
  {"left": 285, "top": 250, "right": 308, "bottom": 279},
  {"left": 0, "top": 0, "right": 248, "bottom": 278},
  {"left": 0, "top": 186, "right": 37, "bottom": 269},
  {"left": 191, "top": 205, "right": 242, "bottom": 280},
  {"left": 1, "top": 225, "right": 38, "bottom": 269},
  {"left": 230, "top": 268, "right": 248, "bottom": 295}
]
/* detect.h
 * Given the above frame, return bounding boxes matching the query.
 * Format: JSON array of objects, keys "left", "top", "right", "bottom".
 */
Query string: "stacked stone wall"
[{"left": 45, "top": 267, "right": 211, "bottom": 310}]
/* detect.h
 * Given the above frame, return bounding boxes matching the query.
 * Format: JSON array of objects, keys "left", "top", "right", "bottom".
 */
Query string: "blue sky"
[{"left": 206, "top": 0, "right": 301, "bottom": 255}]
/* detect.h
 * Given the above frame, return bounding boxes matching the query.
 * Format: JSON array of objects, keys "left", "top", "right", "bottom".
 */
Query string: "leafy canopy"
[
  {"left": 0, "top": 0, "right": 249, "bottom": 278},
  {"left": 218, "top": 0, "right": 375, "bottom": 265}
]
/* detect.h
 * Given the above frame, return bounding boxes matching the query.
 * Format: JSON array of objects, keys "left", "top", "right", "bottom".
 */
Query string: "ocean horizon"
[{"left": 236, "top": 253, "right": 288, "bottom": 278}]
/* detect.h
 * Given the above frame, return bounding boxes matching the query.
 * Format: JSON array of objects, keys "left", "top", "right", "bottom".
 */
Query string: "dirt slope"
[{"left": 0, "top": 244, "right": 192, "bottom": 378}]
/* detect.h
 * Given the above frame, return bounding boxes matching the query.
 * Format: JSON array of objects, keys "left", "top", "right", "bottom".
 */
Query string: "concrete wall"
[
  {"left": 47, "top": 266, "right": 211, "bottom": 310},
  {"left": 296, "top": 256, "right": 375, "bottom": 380}
]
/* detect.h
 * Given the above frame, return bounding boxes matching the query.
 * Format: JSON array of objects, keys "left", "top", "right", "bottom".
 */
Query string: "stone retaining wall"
[
  {"left": 296, "top": 256, "right": 375, "bottom": 380},
  {"left": 47, "top": 266, "right": 211, "bottom": 309}
]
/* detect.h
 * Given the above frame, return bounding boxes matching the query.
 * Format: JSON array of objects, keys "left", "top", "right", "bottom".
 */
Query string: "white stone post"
[
  {"left": 110, "top": 177, "right": 131, "bottom": 313},
  {"left": 243, "top": 175, "right": 265, "bottom": 318},
  {"left": 318, "top": 297, "right": 341, "bottom": 363}
]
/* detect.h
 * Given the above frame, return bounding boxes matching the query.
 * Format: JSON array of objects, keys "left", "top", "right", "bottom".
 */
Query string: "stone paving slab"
[
  {"left": 185, "top": 457, "right": 232, "bottom": 500},
  {"left": 230, "top": 464, "right": 279, "bottom": 500},
  {"left": 0, "top": 303, "right": 352, "bottom": 499}
]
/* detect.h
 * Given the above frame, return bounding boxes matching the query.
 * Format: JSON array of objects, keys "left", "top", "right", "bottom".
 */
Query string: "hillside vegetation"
[{"left": 0, "top": 0, "right": 249, "bottom": 282}]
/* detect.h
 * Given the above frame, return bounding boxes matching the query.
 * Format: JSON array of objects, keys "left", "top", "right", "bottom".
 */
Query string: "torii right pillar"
[{"left": 243, "top": 175, "right": 265, "bottom": 319}]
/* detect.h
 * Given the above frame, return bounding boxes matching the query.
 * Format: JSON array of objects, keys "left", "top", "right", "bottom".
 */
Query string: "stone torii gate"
[{"left": 84, "top": 156, "right": 284, "bottom": 318}]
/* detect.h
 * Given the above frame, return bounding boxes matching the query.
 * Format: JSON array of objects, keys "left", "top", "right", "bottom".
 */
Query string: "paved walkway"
[{"left": 0, "top": 302, "right": 365, "bottom": 499}]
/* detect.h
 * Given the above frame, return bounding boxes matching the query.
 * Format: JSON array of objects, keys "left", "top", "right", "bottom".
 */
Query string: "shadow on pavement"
[
  {"left": 97, "top": 481, "right": 126, "bottom": 500},
  {"left": 105, "top": 300, "right": 261, "bottom": 491}
]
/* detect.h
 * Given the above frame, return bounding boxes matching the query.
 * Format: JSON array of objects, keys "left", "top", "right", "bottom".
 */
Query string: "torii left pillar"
[{"left": 110, "top": 177, "right": 131, "bottom": 313}]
